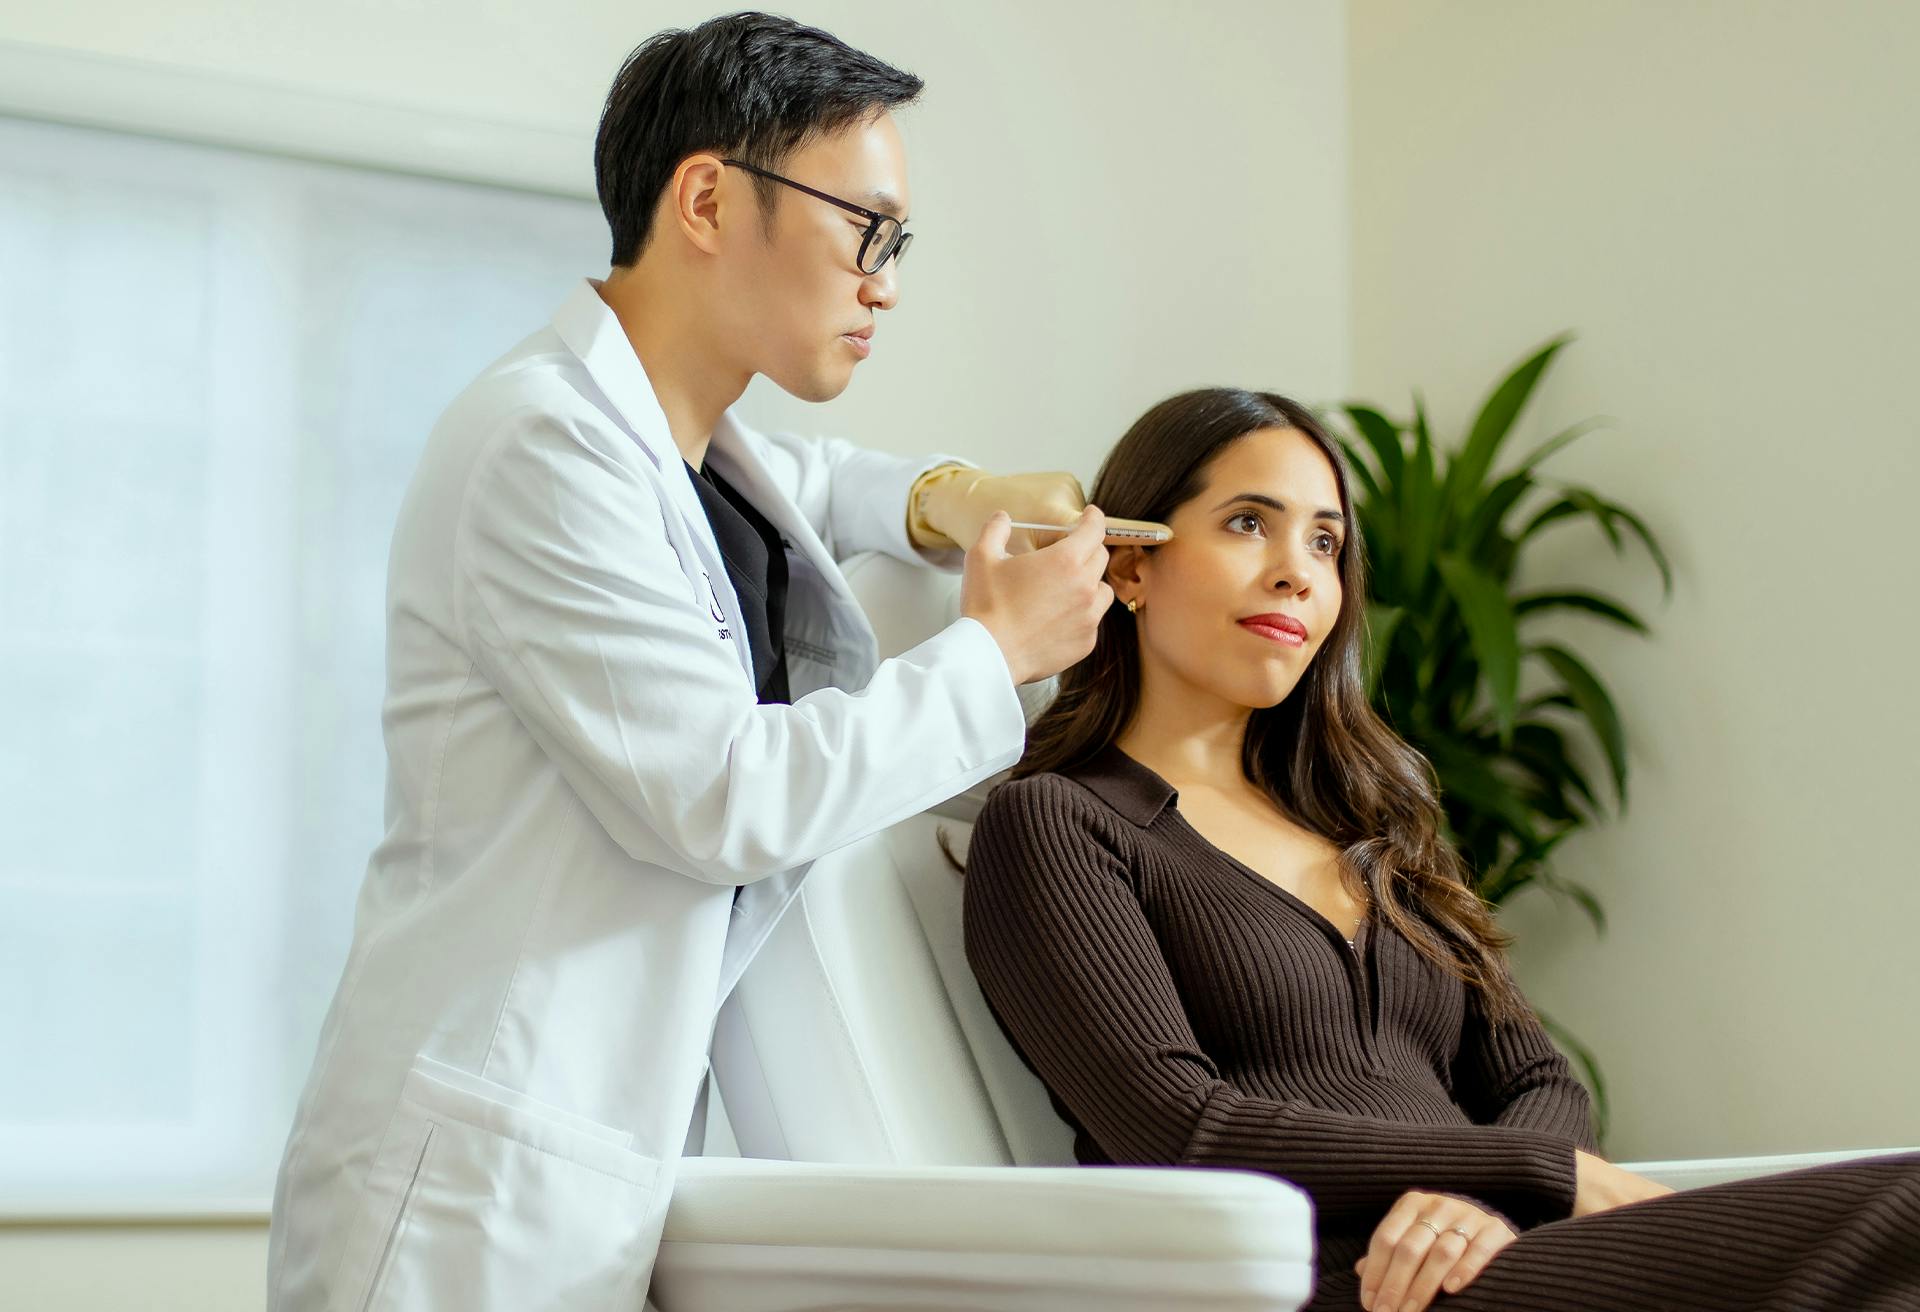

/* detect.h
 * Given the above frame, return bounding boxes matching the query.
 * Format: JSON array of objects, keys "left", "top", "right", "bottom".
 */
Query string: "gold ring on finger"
[{"left": 1416, "top": 1219, "right": 1443, "bottom": 1238}]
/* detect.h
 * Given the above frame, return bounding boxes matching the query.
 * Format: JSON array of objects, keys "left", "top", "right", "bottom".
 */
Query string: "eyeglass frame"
[{"left": 719, "top": 158, "right": 913, "bottom": 275}]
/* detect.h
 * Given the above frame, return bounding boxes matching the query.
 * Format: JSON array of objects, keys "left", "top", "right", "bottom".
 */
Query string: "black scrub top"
[{"left": 687, "top": 460, "right": 791, "bottom": 706}]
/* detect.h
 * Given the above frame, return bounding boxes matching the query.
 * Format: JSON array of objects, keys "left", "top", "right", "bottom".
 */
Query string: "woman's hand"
[
  {"left": 1573, "top": 1148, "right": 1675, "bottom": 1216},
  {"left": 1355, "top": 1190, "right": 1514, "bottom": 1312}
]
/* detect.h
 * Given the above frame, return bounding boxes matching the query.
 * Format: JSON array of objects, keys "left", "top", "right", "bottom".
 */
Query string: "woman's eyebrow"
[{"left": 1208, "top": 492, "right": 1346, "bottom": 523}]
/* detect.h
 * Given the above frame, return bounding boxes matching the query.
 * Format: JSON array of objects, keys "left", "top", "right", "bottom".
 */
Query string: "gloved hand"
[
  {"left": 961, "top": 510, "right": 1113, "bottom": 685},
  {"left": 909, "top": 465, "right": 1089, "bottom": 553}
]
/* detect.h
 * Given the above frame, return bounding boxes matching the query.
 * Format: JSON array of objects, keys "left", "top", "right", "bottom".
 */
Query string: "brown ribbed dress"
[{"left": 961, "top": 747, "right": 1920, "bottom": 1311}]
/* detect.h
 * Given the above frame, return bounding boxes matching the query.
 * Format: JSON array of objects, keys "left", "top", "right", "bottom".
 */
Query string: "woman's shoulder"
[
  {"left": 978, "top": 748, "right": 1174, "bottom": 836},
  {"left": 965, "top": 770, "right": 1140, "bottom": 910},
  {"left": 968, "top": 768, "right": 1140, "bottom": 884},
  {"left": 976, "top": 768, "right": 1116, "bottom": 835}
]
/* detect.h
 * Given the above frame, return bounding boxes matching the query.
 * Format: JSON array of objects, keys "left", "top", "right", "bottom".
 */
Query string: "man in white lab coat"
[{"left": 266, "top": 12, "right": 1119, "bottom": 1311}]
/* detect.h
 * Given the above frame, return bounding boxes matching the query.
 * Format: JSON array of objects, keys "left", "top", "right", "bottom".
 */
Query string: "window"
[{"left": 0, "top": 113, "right": 603, "bottom": 1211}]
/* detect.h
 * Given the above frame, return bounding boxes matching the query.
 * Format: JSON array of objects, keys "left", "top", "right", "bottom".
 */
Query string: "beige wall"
[
  {"left": 19, "top": 3, "right": 1913, "bottom": 1305},
  {"left": 1, "top": 1224, "right": 267, "bottom": 1312},
  {"left": 1, "top": 0, "right": 1352, "bottom": 483},
  {"left": 0, "top": 3, "right": 1346, "bottom": 1308},
  {"left": 1349, "top": 0, "right": 1920, "bottom": 1161}
]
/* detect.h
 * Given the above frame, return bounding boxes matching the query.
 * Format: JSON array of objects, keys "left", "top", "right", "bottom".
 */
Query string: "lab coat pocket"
[{"left": 350, "top": 1056, "right": 665, "bottom": 1312}]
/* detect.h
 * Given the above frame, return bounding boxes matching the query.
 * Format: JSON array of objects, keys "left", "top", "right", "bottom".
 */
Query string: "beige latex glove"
[{"left": 909, "top": 465, "right": 1089, "bottom": 554}]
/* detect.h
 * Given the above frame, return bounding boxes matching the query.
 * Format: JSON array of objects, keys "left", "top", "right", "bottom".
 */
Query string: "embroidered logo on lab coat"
[{"left": 702, "top": 571, "right": 730, "bottom": 639}]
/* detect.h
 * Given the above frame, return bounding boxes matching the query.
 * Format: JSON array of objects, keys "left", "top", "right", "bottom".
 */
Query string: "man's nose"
[{"left": 860, "top": 259, "right": 899, "bottom": 312}]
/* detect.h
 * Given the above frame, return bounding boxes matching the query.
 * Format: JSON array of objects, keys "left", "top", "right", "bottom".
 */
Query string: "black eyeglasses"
[{"left": 721, "top": 159, "right": 913, "bottom": 275}]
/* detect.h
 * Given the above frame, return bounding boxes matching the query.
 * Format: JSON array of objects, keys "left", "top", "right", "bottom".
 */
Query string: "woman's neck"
[{"left": 1114, "top": 674, "right": 1253, "bottom": 799}]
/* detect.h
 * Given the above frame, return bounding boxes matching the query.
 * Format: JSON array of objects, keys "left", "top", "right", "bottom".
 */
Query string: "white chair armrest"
[
  {"left": 1618, "top": 1145, "right": 1920, "bottom": 1190},
  {"left": 653, "top": 1158, "right": 1314, "bottom": 1312}
]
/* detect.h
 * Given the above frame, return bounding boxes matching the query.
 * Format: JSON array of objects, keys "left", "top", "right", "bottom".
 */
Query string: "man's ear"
[
  {"left": 667, "top": 154, "right": 728, "bottom": 256},
  {"left": 1107, "top": 543, "right": 1151, "bottom": 606}
]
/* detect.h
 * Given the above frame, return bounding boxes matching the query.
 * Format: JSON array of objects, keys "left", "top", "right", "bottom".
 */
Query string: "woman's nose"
[{"left": 1266, "top": 546, "right": 1309, "bottom": 594}]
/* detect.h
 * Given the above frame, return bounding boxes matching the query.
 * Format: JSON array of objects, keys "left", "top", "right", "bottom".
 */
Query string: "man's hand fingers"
[
  {"left": 1066, "top": 505, "right": 1108, "bottom": 562},
  {"left": 973, "top": 510, "right": 1013, "bottom": 559}
]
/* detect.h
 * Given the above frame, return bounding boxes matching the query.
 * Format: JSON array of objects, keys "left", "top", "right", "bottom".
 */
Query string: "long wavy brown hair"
[{"left": 1010, "top": 387, "right": 1530, "bottom": 1024}]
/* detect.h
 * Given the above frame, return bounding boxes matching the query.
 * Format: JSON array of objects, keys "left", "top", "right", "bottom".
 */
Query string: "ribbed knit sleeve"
[
  {"left": 1451, "top": 982, "right": 1600, "bottom": 1151},
  {"left": 963, "top": 775, "right": 1579, "bottom": 1228}
]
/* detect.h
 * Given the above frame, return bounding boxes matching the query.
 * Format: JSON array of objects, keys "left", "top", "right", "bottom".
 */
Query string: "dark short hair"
[{"left": 594, "top": 11, "right": 923, "bottom": 267}]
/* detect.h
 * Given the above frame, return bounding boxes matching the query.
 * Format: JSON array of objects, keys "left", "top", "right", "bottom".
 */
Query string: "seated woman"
[{"left": 961, "top": 388, "right": 1920, "bottom": 1312}]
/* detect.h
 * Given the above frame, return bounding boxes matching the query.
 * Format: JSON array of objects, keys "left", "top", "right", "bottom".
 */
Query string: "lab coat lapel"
[
  {"left": 703, "top": 417, "right": 833, "bottom": 1007},
  {"left": 718, "top": 868, "right": 807, "bottom": 1011},
  {"left": 704, "top": 413, "right": 858, "bottom": 615},
  {"left": 555, "top": 284, "right": 827, "bottom": 1005},
  {"left": 550, "top": 280, "right": 754, "bottom": 681}
]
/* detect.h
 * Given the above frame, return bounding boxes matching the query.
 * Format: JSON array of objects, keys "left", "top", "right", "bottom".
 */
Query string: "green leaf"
[
  {"left": 1399, "top": 395, "right": 1441, "bottom": 597},
  {"left": 1363, "top": 603, "right": 1405, "bottom": 697},
  {"left": 1538, "top": 1010, "right": 1611, "bottom": 1147},
  {"left": 1543, "top": 871, "right": 1609, "bottom": 936},
  {"left": 1510, "top": 722, "right": 1601, "bottom": 817},
  {"left": 1532, "top": 643, "right": 1628, "bottom": 805},
  {"left": 1411, "top": 394, "right": 1436, "bottom": 469},
  {"left": 1560, "top": 487, "right": 1623, "bottom": 550},
  {"left": 1513, "top": 415, "right": 1610, "bottom": 476},
  {"left": 1436, "top": 554, "right": 1521, "bottom": 741},
  {"left": 1517, "top": 497, "right": 1581, "bottom": 541},
  {"left": 1602, "top": 501, "right": 1674, "bottom": 599},
  {"left": 1519, "top": 691, "right": 1578, "bottom": 716},
  {"left": 1533, "top": 484, "right": 1675, "bottom": 598},
  {"left": 1443, "top": 335, "right": 1571, "bottom": 527},
  {"left": 1481, "top": 861, "right": 1539, "bottom": 904},
  {"left": 1338, "top": 438, "right": 1384, "bottom": 504},
  {"left": 1460, "top": 469, "right": 1536, "bottom": 563},
  {"left": 1342, "top": 404, "right": 1404, "bottom": 489},
  {"left": 1481, "top": 827, "right": 1572, "bottom": 904},
  {"left": 1425, "top": 738, "right": 1540, "bottom": 839},
  {"left": 1513, "top": 590, "right": 1650, "bottom": 634}
]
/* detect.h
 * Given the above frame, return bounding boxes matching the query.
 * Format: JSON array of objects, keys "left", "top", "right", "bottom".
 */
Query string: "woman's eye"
[
  {"left": 1312, "top": 532, "right": 1340, "bottom": 555},
  {"left": 1227, "top": 512, "right": 1264, "bottom": 535}
]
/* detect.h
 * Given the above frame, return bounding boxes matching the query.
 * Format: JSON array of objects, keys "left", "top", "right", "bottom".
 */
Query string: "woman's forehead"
[{"left": 1193, "top": 427, "right": 1341, "bottom": 504}]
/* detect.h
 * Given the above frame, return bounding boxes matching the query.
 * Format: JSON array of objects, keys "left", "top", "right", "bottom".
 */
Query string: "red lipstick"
[{"left": 1238, "top": 612, "right": 1308, "bottom": 647}]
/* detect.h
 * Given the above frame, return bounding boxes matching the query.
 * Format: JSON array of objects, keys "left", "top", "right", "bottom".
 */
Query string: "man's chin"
[{"left": 767, "top": 362, "right": 855, "bottom": 404}]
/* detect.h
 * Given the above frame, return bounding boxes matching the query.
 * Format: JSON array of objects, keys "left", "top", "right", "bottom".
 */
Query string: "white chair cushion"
[{"left": 656, "top": 1157, "right": 1313, "bottom": 1312}]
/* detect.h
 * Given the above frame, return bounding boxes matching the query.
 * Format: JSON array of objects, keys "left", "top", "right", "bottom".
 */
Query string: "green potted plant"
[{"left": 1330, "top": 336, "right": 1670, "bottom": 1140}]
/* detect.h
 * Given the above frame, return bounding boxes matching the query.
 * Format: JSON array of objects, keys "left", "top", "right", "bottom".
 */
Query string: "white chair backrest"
[
  {"left": 840, "top": 550, "right": 1057, "bottom": 821},
  {"left": 712, "top": 815, "right": 1077, "bottom": 1166},
  {"left": 710, "top": 553, "right": 1076, "bottom": 1166}
]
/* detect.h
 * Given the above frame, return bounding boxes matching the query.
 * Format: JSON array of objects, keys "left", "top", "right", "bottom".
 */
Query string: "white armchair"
[
  {"left": 659, "top": 807, "right": 1314, "bottom": 1312},
  {"left": 648, "top": 552, "right": 1912, "bottom": 1312}
]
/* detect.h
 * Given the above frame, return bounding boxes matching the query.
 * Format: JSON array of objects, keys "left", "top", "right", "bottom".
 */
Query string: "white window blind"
[{"left": 0, "top": 113, "right": 603, "bottom": 1213}]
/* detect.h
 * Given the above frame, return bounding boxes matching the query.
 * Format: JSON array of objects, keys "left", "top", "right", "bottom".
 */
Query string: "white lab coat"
[{"left": 266, "top": 279, "right": 1027, "bottom": 1311}]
